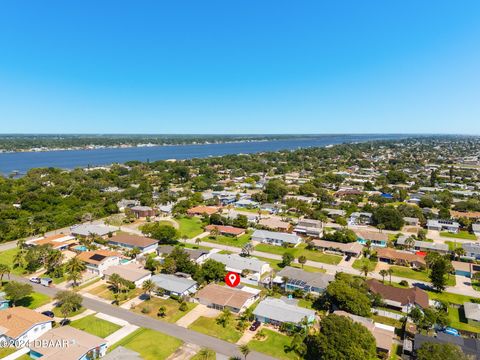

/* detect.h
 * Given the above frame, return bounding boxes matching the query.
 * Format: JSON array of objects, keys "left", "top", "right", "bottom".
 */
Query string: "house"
[
  {"left": 103, "top": 263, "right": 151, "bottom": 287},
  {"left": 464, "top": 302, "right": 480, "bottom": 324},
  {"left": 427, "top": 219, "right": 460, "bottom": 233},
  {"left": 130, "top": 205, "right": 156, "bottom": 218},
  {"left": 452, "top": 261, "right": 480, "bottom": 278},
  {"left": 26, "top": 234, "right": 77, "bottom": 251},
  {"left": 259, "top": 203, "right": 280, "bottom": 214},
  {"left": 0, "top": 291, "right": 9, "bottom": 310},
  {"left": 348, "top": 212, "right": 373, "bottom": 226},
  {"left": 252, "top": 230, "right": 302, "bottom": 247},
  {"left": 204, "top": 225, "right": 245, "bottom": 237},
  {"left": 209, "top": 253, "right": 270, "bottom": 283},
  {"left": 355, "top": 229, "right": 388, "bottom": 248},
  {"left": 108, "top": 234, "right": 158, "bottom": 254},
  {"left": 376, "top": 248, "right": 426, "bottom": 269},
  {"left": 258, "top": 218, "right": 291, "bottom": 232},
  {"left": 253, "top": 297, "right": 316, "bottom": 326},
  {"left": 403, "top": 217, "right": 420, "bottom": 226},
  {"left": 76, "top": 250, "right": 123, "bottom": 275},
  {"left": 29, "top": 326, "right": 107, "bottom": 360},
  {"left": 0, "top": 307, "right": 53, "bottom": 345},
  {"left": 195, "top": 284, "right": 259, "bottom": 313},
  {"left": 151, "top": 274, "right": 198, "bottom": 297},
  {"left": 335, "top": 189, "right": 363, "bottom": 198},
  {"left": 450, "top": 211, "right": 480, "bottom": 221},
  {"left": 234, "top": 199, "right": 259, "bottom": 208},
  {"left": 158, "top": 203, "right": 174, "bottom": 215},
  {"left": 396, "top": 236, "right": 449, "bottom": 253},
  {"left": 462, "top": 242, "right": 480, "bottom": 260},
  {"left": 117, "top": 199, "right": 141, "bottom": 211},
  {"left": 187, "top": 206, "right": 221, "bottom": 216},
  {"left": 71, "top": 224, "right": 118, "bottom": 238},
  {"left": 294, "top": 219, "right": 323, "bottom": 238},
  {"left": 276, "top": 267, "right": 334, "bottom": 294},
  {"left": 157, "top": 245, "right": 210, "bottom": 264},
  {"left": 311, "top": 239, "right": 363, "bottom": 257},
  {"left": 334, "top": 310, "right": 395, "bottom": 357},
  {"left": 322, "top": 208, "right": 346, "bottom": 218},
  {"left": 473, "top": 223, "right": 480, "bottom": 238},
  {"left": 413, "top": 333, "right": 480, "bottom": 359},
  {"left": 366, "top": 279, "right": 429, "bottom": 313}
]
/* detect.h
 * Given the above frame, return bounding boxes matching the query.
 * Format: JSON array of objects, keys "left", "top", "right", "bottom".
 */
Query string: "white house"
[
  {"left": 209, "top": 253, "right": 270, "bottom": 284},
  {"left": 0, "top": 307, "right": 53, "bottom": 345},
  {"left": 427, "top": 219, "right": 460, "bottom": 233},
  {"left": 294, "top": 218, "right": 323, "bottom": 238},
  {"left": 103, "top": 262, "right": 152, "bottom": 287},
  {"left": 76, "top": 250, "right": 123, "bottom": 276},
  {"left": 151, "top": 274, "right": 198, "bottom": 297},
  {"left": 252, "top": 230, "right": 302, "bottom": 247}
]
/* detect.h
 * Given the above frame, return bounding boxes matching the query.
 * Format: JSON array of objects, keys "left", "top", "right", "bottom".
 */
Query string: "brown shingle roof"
[
  {"left": 0, "top": 307, "right": 52, "bottom": 338},
  {"left": 76, "top": 249, "right": 123, "bottom": 265},
  {"left": 187, "top": 206, "right": 220, "bottom": 215},
  {"left": 196, "top": 284, "right": 254, "bottom": 309},
  {"left": 366, "top": 279, "right": 429, "bottom": 308},
  {"left": 376, "top": 248, "right": 426, "bottom": 265},
  {"left": 204, "top": 225, "right": 245, "bottom": 236},
  {"left": 355, "top": 230, "right": 389, "bottom": 242},
  {"left": 109, "top": 233, "right": 158, "bottom": 248}
]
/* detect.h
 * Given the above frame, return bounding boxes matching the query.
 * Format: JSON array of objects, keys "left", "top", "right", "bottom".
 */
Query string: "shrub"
[{"left": 141, "top": 306, "right": 150, "bottom": 314}]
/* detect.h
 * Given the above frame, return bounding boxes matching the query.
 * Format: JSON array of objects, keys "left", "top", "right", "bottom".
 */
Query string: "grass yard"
[
  {"left": 75, "top": 277, "right": 101, "bottom": 291},
  {"left": 248, "top": 329, "right": 299, "bottom": 360},
  {"left": 427, "top": 290, "right": 480, "bottom": 305},
  {"left": 352, "top": 258, "right": 377, "bottom": 272},
  {"left": 447, "top": 306, "right": 480, "bottom": 333},
  {"left": 180, "top": 243, "right": 212, "bottom": 251},
  {"left": 189, "top": 316, "right": 242, "bottom": 343},
  {"left": 440, "top": 231, "right": 477, "bottom": 241},
  {"left": 445, "top": 241, "right": 463, "bottom": 251},
  {"left": 71, "top": 314, "right": 121, "bottom": 338},
  {"left": 0, "top": 348, "right": 17, "bottom": 358},
  {"left": 254, "top": 243, "right": 342, "bottom": 265},
  {"left": 110, "top": 328, "right": 183, "bottom": 360},
  {"left": 0, "top": 248, "right": 25, "bottom": 274},
  {"left": 204, "top": 231, "right": 252, "bottom": 248},
  {"left": 255, "top": 256, "right": 325, "bottom": 273},
  {"left": 88, "top": 284, "right": 142, "bottom": 304},
  {"left": 133, "top": 297, "right": 197, "bottom": 323},
  {"left": 190, "top": 349, "right": 216, "bottom": 360},
  {"left": 175, "top": 216, "right": 205, "bottom": 238},
  {"left": 53, "top": 306, "right": 86, "bottom": 318},
  {"left": 16, "top": 292, "right": 51, "bottom": 309},
  {"left": 390, "top": 266, "right": 456, "bottom": 286}
]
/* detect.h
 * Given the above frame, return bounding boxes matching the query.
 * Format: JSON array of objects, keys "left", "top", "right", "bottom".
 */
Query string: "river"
[{"left": 0, "top": 134, "right": 409, "bottom": 175}]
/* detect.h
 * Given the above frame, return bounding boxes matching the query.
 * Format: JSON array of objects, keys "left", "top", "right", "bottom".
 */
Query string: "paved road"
[{"left": 10, "top": 275, "right": 276, "bottom": 360}]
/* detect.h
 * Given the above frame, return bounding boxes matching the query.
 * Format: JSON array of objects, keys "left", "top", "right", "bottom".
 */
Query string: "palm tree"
[
  {"left": 142, "top": 279, "right": 156, "bottom": 299},
  {"left": 298, "top": 255, "right": 307, "bottom": 269},
  {"left": 13, "top": 250, "right": 27, "bottom": 269},
  {"left": 158, "top": 305, "right": 167, "bottom": 317},
  {"left": 404, "top": 236, "right": 415, "bottom": 251},
  {"left": 239, "top": 344, "right": 250, "bottom": 360},
  {"left": 45, "top": 249, "right": 63, "bottom": 274},
  {"left": 282, "top": 276, "right": 289, "bottom": 290},
  {"left": 387, "top": 268, "right": 394, "bottom": 284},
  {"left": 195, "top": 237, "right": 202, "bottom": 246},
  {"left": 0, "top": 264, "right": 11, "bottom": 283},
  {"left": 379, "top": 269, "right": 388, "bottom": 283},
  {"left": 360, "top": 263, "right": 370, "bottom": 278},
  {"left": 241, "top": 242, "right": 254, "bottom": 257},
  {"left": 107, "top": 273, "right": 123, "bottom": 293},
  {"left": 454, "top": 247, "right": 466, "bottom": 260},
  {"left": 65, "top": 257, "right": 86, "bottom": 287}
]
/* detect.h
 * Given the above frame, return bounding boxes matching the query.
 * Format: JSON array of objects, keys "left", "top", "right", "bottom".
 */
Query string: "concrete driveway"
[{"left": 176, "top": 304, "right": 219, "bottom": 328}]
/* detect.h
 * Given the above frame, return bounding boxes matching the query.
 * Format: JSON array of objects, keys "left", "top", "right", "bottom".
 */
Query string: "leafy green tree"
[
  {"left": 304, "top": 314, "right": 376, "bottom": 360},
  {"left": 281, "top": 252, "right": 294, "bottom": 267},
  {"left": 4, "top": 281, "right": 33, "bottom": 306},
  {"left": 216, "top": 308, "right": 232, "bottom": 328},
  {"left": 141, "top": 223, "right": 179, "bottom": 244},
  {"left": 429, "top": 257, "right": 450, "bottom": 292},
  {"left": 0, "top": 263, "right": 11, "bottom": 282},
  {"left": 157, "top": 305, "right": 167, "bottom": 317},
  {"left": 416, "top": 342, "right": 469, "bottom": 360},
  {"left": 195, "top": 259, "right": 226, "bottom": 283},
  {"left": 324, "top": 279, "right": 371, "bottom": 317},
  {"left": 372, "top": 206, "right": 404, "bottom": 230},
  {"left": 264, "top": 179, "right": 288, "bottom": 202},
  {"left": 65, "top": 257, "right": 86, "bottom": 287},
  {"left": 323, "top": 228, "right": 357, "bottom": 243},
  {"left": 55, "top": 290, "right": 82, "bottom": 319}
]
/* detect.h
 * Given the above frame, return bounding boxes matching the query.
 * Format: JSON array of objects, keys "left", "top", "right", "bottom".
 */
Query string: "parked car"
[
  {"left": 59, "top": 319, "right": 71, "bottom": 326},
  {"left": 249, "top": 320, "right": 261, "bottom": 331},
  {"left": 30, "top": 277, "right": 41, "bottom": 284},
  {"left": 41, "top": 311, "right": 54, "bottom": 318},
  {"left": 345, "top": 255, "right": 352, "bottom": 262}
]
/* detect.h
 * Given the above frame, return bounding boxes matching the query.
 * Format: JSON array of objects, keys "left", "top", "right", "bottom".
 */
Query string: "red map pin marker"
[{"left": 225, "top": 272, "right": 241, "bottom": 287}]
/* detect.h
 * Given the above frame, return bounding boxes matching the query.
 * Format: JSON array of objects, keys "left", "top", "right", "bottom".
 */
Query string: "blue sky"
[{"left": 0, "top": 1, "right": 479, "bottom": 134}]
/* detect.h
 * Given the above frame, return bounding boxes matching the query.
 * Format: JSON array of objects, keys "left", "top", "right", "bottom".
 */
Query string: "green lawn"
[
  {"left": 16, "top": 292, "right": 51, "bottom": 309},
  {"left": 75, "top": 277, "right": 101, "bottom": 291},
  {"left": 204, "top": 231, "right": 252, "bottom": 248},
  {"left": 110, "top": 328, "right": 183, "bottom": 360},
  {"left": 189, "top": 316, "right": 242, "bottom": 343},
  {"left": 180, "top": 243, "right": 212, "bottom": 251},
  {"left": 133, "top": 297, "right": 197, "bottom": 323},
  {"left": 390, "top": 266, "right": 455, "bottom": 286},
  {"left": 190, "top": 349, "right": 216, "bottom": 360},
  {"left": 255, "top": 256, "right": 325, "bottom": 273},
  {"left": 427, "top": 290, "right": 480, "bottom": 305},
  {"left": 445, "top": 241, "right": 463, "bottom": 251},
  {"left": 448, "top": 306, "right": 480, "bottom": 333},
  {"left": 53, "top": 306, "right": 86, "bottom": 318},
  {"left": 440, "top": 231, "right": 477, "bottom": 241},
  {"left": 352, "top": 258, "right": 377, "bottom": 272},
  {"left": 254, "top": 243, "right": 342, "bottom": 265},
  {"left": 0, "top": 348, "right": 17, "bottom": 358},
  {"left": 176, "top": 216, "right": 205, "bottom": 238},
  {"left": 71, "top": 314, "right": 121, "bottom": 337},
  {"left": 88, "top": 284, "right": 142, "bottom": 304},
  {"left": 0, "top": 248, "right": 25, "bottom": 274},
  {"left": 248, "top": 329, "right": 299, "bottom": 360}
]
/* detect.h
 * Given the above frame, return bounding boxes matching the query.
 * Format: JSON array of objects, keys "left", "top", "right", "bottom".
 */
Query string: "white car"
[{"left": 30, "top": 277, "right": 41, "bottom": 284}]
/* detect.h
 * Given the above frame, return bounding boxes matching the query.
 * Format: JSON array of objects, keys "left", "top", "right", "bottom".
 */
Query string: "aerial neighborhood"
[{"left": 2, "top": 138, "right": 480, "bottom": 359}]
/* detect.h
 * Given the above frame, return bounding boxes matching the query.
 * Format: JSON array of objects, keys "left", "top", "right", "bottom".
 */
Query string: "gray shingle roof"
[
  {"left": 151, "top": 274, "right": 197, "bottom": 294},
  {"left": 252, "top": 230, "right": 301, "bottom": 244},
  {"left": 396, "top": 236, "right": 449, "bottom": 252},
  {"left": 71, "top": 224, "right": 118, "bottom": 237},
  {"left": 464, "top": 302, "right": 480, "bottom": 322},
  {"left": 210, "top": 253, "right": 267, "bottom": 273},
  {"left": 253, "top": 297, "right": 315, "bottom": 324},
  {"left": 277, "top": 266, "right": 334, "bottom": 290}
]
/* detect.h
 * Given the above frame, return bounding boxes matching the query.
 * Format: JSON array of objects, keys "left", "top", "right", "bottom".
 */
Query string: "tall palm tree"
[
  {"left": 65, "top": 257, "right": 86, "bottom": 287},
  {"left": 360, "top": 263, "right": 370, "bottom": 278},
  {"left": 0, "top": 264, "right": 11, "bottom": 283},
  {"left": 45, "top": 249, "right": 63, "bottom": 274},
  {"left": 107, "top": 273, "right": 123, "bottom": 293},
  {"left": 142, "top": 279, "right": 156, "bottom": 299},
  {"left": 13, "top": 250, "right": 27, "bottom": 269},
  {"left": 379, "top": 269, "right": 388, "bottom": 283},
  {"left": 387, "top": 268, "right": 394, "bottom": 284},
  {"left": 239, "top": 345, "right": 250, "bottom": 360}
]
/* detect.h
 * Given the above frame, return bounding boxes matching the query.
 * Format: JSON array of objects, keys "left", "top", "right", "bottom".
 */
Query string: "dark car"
[
  {"left": 59, "top": 319, "right": 71, "bottom": 326},
  {"left": 345, "top": 255, "right": 352, "bottom": 262},
  {"left": 41, "top": 311, "right": 55, "bottom": 318},
  {"left": 249, "top": 320, "right": 261, "bottom": 331}
]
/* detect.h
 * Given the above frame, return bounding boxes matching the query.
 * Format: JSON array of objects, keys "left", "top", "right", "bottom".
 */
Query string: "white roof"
[
  {"left": 252, "top": 230, "right": 301, "bottom": 244},
  {"left": 210, "top": 253, "right": 268, "bottom": 273},
  {"left": 253, "top": 297, "right": 315, "bottom": 324}
]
